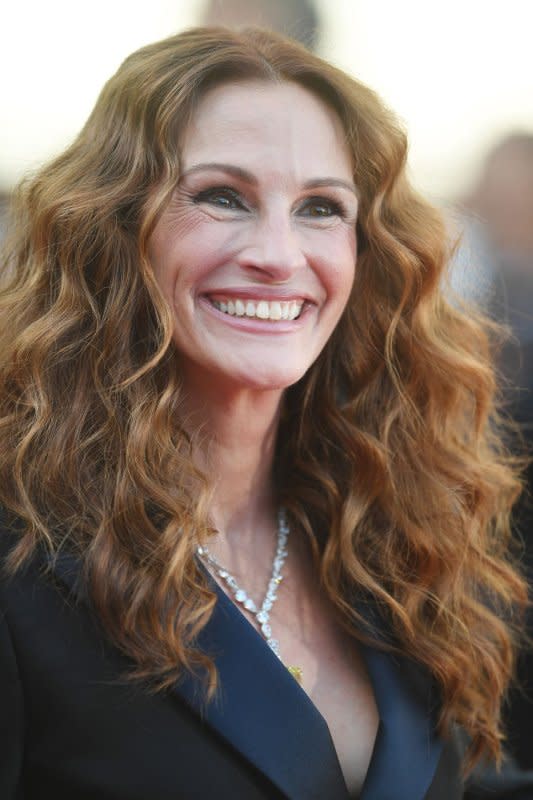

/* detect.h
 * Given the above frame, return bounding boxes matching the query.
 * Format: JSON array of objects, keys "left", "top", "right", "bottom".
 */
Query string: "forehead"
[{"left": 180, "top": 80, "right": 353, "bottom": 180}]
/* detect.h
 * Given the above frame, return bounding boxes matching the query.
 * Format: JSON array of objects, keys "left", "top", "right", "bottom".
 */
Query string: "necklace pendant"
[{"left": 287, "top": 665, "right": 303, "bottom": 685}]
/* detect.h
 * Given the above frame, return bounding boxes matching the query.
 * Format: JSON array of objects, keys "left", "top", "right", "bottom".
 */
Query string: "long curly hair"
[{"left": 0, "top": 26, "right": 527, "bottom": 770}]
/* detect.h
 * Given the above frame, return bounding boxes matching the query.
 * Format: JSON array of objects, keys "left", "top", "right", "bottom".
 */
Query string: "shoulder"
[
  {"left": 0, "top": 508, "right": 49, "bottom": 604},
  {"left": 464, "top": 755, "right": 533, "bottom": 799},
  {"left": 0, "top": 508, "right": 31, "bottom": 608},
  {"left": 0, "top": 507, "right": 90, "bottom": 663},
  {"left": 0, "top": 506, "right": 24, "bottom": 553}
]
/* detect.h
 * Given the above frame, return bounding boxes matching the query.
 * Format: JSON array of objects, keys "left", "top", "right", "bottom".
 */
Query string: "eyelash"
[
  {"left": 193, "top": 186, "right": 244, "bottom": 210},
  {"left": 192, "top": 186, "right": 347, "bottom": 219},
  {"left": 300, "top": 196, "right": 346, "bottom": 218}
]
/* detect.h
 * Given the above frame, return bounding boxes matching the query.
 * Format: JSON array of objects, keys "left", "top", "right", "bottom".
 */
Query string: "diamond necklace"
[{"left": 197, "top": 508, "right": 303, "bottom": 685}]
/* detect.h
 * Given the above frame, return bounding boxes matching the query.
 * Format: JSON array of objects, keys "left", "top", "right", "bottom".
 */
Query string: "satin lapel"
[
  {"left": 49, "top": 551, "right": 349, "bottom": 800},
  {"left": 173, "top": 583, "right": 350, "bottom": 800},
  {"left": 360, "top": 644, "right": 444, "bottom": 800}
]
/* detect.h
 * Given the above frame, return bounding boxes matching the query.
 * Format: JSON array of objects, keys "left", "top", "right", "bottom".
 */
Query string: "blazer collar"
[
  {"left": 176, "top": 581, "right": 349, "bottom": 800},
  {"left": 359, "top": 644, "right": 444, "bottom": 799},
  {"left": 49, "top": 548, "right": 444, "bottom": 800}
]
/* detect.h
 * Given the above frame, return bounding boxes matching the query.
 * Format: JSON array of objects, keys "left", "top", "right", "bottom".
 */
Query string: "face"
[{"left": 148, "top": 80, "right": 358, "bottom": 395}]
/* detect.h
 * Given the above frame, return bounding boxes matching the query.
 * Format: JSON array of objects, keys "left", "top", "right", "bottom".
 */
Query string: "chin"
[{"left": 229, "top": 364, "right": 309, "bottom": 392}]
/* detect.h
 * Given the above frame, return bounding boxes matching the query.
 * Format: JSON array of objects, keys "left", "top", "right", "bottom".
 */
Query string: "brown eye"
[
  {"left": 194, "top": 187, "right": 246, "bottom": 211},
  {"left": 300, "top": 197, "right": 344, "bottom": 218}
]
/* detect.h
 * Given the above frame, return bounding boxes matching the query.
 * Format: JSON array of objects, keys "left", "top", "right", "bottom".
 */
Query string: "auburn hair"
[{"left": 0, "top": 26, "right": 527, "bottom": 770}]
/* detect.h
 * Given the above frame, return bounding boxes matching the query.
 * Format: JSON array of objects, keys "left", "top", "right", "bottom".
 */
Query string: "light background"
[{"left": 1, "top": 0, "right": 532, "bottom": 202}]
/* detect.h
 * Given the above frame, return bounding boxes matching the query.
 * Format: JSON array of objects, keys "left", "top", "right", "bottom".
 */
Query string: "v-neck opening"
[
  {"left": 203, "top": 572, "right": 445, "bottom": 800},
  {"left": 205, "top": 569, "right": 382, "bottom": 798}
]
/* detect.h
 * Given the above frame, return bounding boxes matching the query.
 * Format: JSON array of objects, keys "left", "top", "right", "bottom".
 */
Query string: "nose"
[{"left": 236, "top": 209, "right": 307, "bottom": 281}]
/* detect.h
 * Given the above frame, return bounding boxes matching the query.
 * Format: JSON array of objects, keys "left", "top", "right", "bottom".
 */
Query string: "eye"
[
  {"left": 299, "top": 196, "right": 345, "bottom": 219},
  {"left": 193, "top": 186, "right": 247, "bottom": 211}
]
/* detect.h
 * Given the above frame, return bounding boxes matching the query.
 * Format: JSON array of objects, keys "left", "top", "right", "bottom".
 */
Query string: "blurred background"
[
  {"left": 2, "top": 0, "right": 533, "bottom": 767},
  {"left": 1, "top": 0, "right": 532, "bottom": 200}
]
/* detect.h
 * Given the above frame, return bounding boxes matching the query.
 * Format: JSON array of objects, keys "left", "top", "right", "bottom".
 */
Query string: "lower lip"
[{"left": 199, "top": 297, "right": 311, "bottom": 333}]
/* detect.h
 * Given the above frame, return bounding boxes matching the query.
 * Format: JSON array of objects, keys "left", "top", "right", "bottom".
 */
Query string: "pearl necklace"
[{"left": 197, "top": 509, "right": 303, "bottom": 685}]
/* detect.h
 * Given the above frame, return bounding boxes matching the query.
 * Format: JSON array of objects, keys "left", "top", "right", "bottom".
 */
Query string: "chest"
[{"left": 269, "top": 587, "right": 379, "bottom": 797}]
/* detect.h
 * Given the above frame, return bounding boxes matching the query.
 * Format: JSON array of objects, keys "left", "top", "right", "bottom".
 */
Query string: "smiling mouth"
[{"left": 208, "top": 296, "right": 304, "bottom": 321}]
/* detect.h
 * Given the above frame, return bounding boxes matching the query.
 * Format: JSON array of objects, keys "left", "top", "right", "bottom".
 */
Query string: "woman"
[{"left": 0, "top": 27, "right": 531, "bottom": 800}]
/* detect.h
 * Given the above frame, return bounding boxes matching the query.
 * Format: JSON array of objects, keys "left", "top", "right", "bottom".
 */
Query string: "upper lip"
[{"left": 202, "top": 287, "right": 314, "bottom": 302}]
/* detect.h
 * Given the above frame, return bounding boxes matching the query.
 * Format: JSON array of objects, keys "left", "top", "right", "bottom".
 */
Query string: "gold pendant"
[{"left": 287, "top": 665, "right": 303, "bottom": 685}]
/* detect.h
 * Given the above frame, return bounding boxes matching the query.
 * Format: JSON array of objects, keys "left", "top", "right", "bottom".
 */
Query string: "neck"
[{"left": 181, "top": 371, "right": 284, "bottom": 552}]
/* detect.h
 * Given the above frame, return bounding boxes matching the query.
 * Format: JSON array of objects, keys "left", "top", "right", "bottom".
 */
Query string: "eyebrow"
[{"left": 180, "top": 162, "right": 358, "bottom": 196}]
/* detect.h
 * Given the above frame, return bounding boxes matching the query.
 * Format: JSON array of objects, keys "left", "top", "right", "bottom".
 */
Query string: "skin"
[
  {"left": 149, "top": 79, "right": 358, "bottom": 544},
  {"left": 149, "top": 81, "right": 377, "bottom": 795}
]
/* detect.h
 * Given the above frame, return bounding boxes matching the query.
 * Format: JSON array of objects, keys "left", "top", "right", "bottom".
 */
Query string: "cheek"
[
  {"left": 148, "top": 214, "right": 221, "bottom": 300},
  {"left": 320, "top": 229, "right": 357, "bottom": 304}
]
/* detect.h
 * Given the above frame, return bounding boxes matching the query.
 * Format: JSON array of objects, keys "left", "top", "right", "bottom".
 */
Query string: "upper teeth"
[{"left": 210, "top": 298, "right": 304, "bottom": 321}]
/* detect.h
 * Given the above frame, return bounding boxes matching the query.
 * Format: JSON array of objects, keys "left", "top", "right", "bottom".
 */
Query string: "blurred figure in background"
[
  {"left": 201, "top": 0, "right": 321, "bottom": 51},
  {"left": 450, "top": 134, "right": 533, "bottom": 323},
  {"left": 465, "top": 134, "right": 533, "bottom": 393},
  {"left": 464, "top": 133, "right": 533, "bottom": 769},
  {"left": 469, "top": 135, "right": 533, "bottom": 265},
  {"left": 0, "top": 191, "right": 10, "bottom": 244}
]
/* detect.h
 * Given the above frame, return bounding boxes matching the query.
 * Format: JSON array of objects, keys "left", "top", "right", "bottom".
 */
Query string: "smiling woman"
[
  {"left": 0, "top": 26, "right": 532, "bottom": 800},
  {"left": 148, "top": 80, "right": 358, "bottom": 392}
]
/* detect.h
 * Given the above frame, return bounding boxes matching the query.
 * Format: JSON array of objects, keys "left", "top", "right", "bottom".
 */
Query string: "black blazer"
[{"left": 1, "top": 529, "right": 533, "bottom": 800}]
